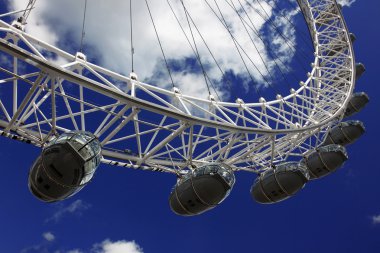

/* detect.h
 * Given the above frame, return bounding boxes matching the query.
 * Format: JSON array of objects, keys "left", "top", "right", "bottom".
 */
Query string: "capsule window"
[
  {"left": 50, "top": 164, "right": 63, "bottom": 178},
  {"left": 37, "top": 176, "right": 43, "bottom": 184},
  {"left": 44, "top": 184, "right": 50, "bottom": 190},
  {"left": 44, "top": 147, "right": 60, "bottom": 155}
]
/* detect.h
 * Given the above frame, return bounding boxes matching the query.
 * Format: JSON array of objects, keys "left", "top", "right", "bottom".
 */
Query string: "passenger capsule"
[
  {"left": 356, "top": 63, "right": 366, "bottom": 79},
  {"left": 344, "top": 92, "right": 369, "bottom": 118},
  {"left": 29, "top": 131, "right": 101, "bottom": 202},
  {"left": 349, "top": 33, "right": 357, "bottom": 43},
  {"left": 303, "top": 145, "right": 348, "bottom": 179},
  {"left": 323, "top": 120, "right": 365, "bottom": 146},
  {"left": 169, "top": 164, "right": 235, "bottom": 216},
  {"left": 250, "top": 162, "right": 309, "bottom": 204}
]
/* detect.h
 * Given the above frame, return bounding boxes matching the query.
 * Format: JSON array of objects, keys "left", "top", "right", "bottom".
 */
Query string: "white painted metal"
[{"left": 0, "top": 0, "right": 355, "bottom": 174}]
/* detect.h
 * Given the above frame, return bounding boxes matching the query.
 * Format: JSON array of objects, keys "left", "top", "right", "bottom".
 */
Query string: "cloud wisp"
[
  {"left": 67, "top": 250, "right": 84, "bottom": 253},
  {"left": 45, "top": 199, "right": 91, "bottom": 223},
  {"left": 21, "top": 239, "right": 143, "bottom": 253},
  {"left": 42, "top": 232, "right": 56, "bottom": 242},
  {"left": 92, "top": 240, "right": 143, "bottom": 253},
  {"left": 372, "top": 214, "right": 380, "bottom": 225},
  {"left": 20, "top": 232, "right": 55, "bottom": 253},
  {"left": 337, "top": 0, "right": 357, "bottom": 7},
  {"left": 0, "top": 54, "right": 13, "bottom": 69}
]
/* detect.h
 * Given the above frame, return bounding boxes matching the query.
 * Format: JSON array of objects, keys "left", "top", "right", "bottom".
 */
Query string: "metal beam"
[
  {"left": 5, "top": 72, "right": 45, "bottom": 132},
  {"left": 138, "top": 123, "right": 189, "bottom": 165}
]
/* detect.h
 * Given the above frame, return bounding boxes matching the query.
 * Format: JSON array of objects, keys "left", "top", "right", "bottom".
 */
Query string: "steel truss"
[{"left": 0, "top": 0, "right": 355, "bottom": 174}]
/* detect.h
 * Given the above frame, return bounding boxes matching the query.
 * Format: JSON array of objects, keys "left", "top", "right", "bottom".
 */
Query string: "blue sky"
[{"left": 0, "top": 0, "right": 380, "bottom": 253}]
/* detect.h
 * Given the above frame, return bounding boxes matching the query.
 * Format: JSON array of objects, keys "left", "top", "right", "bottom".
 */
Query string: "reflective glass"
[
  {"left": 320, "top": 144, "right": 347, "bottom": 157},
  {"left": 43, "top": 131, "right": 102, "bottom": 186}
]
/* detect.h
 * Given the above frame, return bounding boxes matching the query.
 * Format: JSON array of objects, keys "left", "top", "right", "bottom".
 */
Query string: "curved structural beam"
[{"left": 0, "top": 0, "right": 355, "bottom": 173}]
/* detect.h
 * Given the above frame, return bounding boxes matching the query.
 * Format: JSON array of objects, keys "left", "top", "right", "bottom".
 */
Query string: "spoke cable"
[
  {"left": 234, "top": 0, "right": 299, "bottom": 88},
  {"left": 248, "top": 0, "right": 310, "bottom": 70},
  {"left": 180, "top": 0, "right": 226, "bottom": 100},
  {"left": 253, "top": 0, "right": 312, "bottom": 57},
  {"left": 206, "top": 0, "right": 269, "bottom": 97},
  {"left": 144, "top": 0, "right": 175, "bottom": 88},
  {"left": 180, "top": 0, "right": 211, "bottom": 96},
  {"left": 244, "top": 0, "right": 309, "bottom": 74},
  {"left": 20, "top": 0, "right": 37, "bottom": 24},
  {"left": 264, "top": 0, "right": 314, "bottom": 51},
  {"left": 168, "top": 0, "right": 235, "bottom": 98},
  {"left": 130, "top": 0, "right": 135, "bottom": 72},
  {"left": 223, "top": 0, "right": 304, "bottom": 86},
  {"left": 79, "top": 0, "right": 88, "bottom": 53},
  {"left": 228, "top": 0, "right": 281, "bottom": 94}
]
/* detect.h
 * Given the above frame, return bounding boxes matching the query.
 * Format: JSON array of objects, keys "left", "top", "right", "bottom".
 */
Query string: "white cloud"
[
  {"left": 337, "top": 0, "right": 357, "bottom": 7},
  {"left": 0, "top": 54, "right": 12, "bottom": 69},
  {"left": 372, "top": 214, "right": 380, "bottom": 225},
  {"left": 93, "top": 240, "right": 143, "bottom": 253},
  {"left": 20, "top": 245, "right": 44, "bottom": 253},
  {"left": 21, "top": 239, "right": 142, "bottom": 253},
  {"left": 67, "top": 250, "right": 83, "bottom": 253},
  {"left": 43, "top": 232, "right": 56, "bottom": 242},
  {"left": 21, "top": 232, "right": 56, "bottom": 252},
  {"left": 46, "top": 199, "right": 91, "bottom": 223},
  {"left": 7, "top": 0, "right": 297, "bottom": 100}
]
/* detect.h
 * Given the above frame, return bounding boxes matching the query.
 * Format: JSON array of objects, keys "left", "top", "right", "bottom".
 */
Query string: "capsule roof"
[
  {"left": 345, "top": 92, "right": 370, "bottom": 118},
  {"left": 340, "top": 120, "right": 366, "bottom": 131},
  {"left": 317, "top": 144, "right": 348, "bottom": 158},
  {"left": 356, "top": 63, "right": 366, "bottom": 79},
  {"left": 349, "top": 33, "right": 356, "bottom": 43}
]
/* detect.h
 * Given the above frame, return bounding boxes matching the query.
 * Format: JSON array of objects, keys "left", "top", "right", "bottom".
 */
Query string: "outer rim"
[{"left": 0, "top": 0, "right": 355, "bottom": 172}]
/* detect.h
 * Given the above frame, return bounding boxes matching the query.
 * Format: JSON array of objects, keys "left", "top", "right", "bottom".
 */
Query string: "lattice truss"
[{"left": 0, "top": 0, "right": 354, "bottom": 174}]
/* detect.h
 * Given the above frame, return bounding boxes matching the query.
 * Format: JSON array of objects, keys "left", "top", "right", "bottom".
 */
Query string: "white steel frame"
[{"left": 0, "top": 0, "right": 355, "bottom": 174}]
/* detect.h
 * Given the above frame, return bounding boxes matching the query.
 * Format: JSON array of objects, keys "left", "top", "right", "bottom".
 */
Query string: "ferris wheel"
[{"left": 0, "top": 0, "right": 368, "bottom": 216}]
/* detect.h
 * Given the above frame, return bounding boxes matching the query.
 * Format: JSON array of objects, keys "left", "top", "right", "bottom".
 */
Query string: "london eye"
[{"left": 0, "top": 0, "right": 368, "bottom": 216}]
